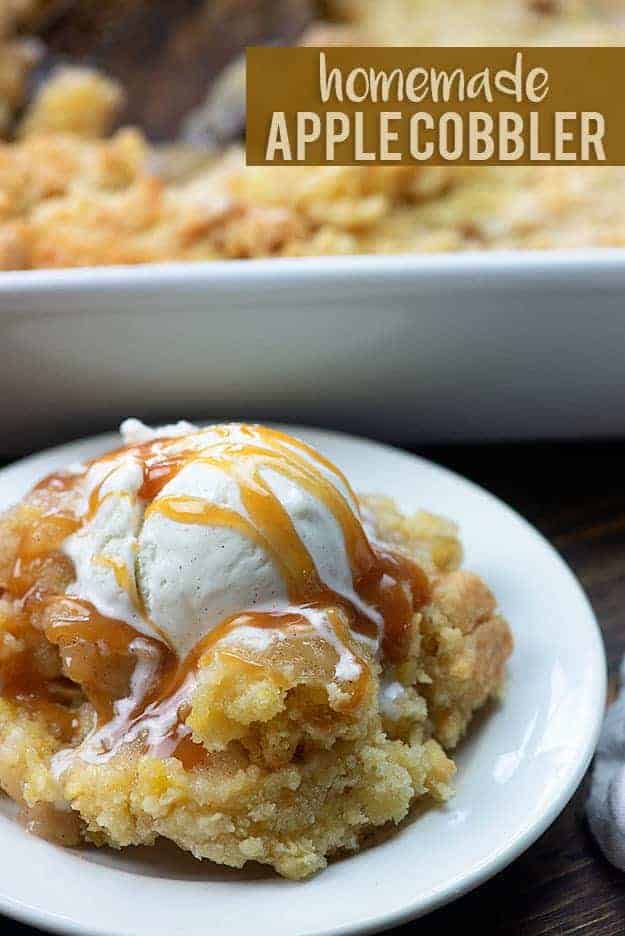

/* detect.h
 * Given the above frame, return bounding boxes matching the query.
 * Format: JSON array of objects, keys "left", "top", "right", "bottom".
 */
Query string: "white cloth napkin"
[{"left": 587, "top": 656, "right": 625, "bottom": 869}]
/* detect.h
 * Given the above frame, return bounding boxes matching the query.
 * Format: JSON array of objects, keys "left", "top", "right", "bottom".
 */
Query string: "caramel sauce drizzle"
[
  {"left": 1, "top": 508, "right": 82, "bottom": 740},
  {"left": 2, "top": 425, "right": 429, "bottom": 768},
  {"left": 43, "top": 597, "right": 176, "bottom": 726}
]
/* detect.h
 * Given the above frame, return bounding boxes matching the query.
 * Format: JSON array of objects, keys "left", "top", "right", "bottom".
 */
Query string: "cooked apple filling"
[{"left": 0, "top": 422, "right": 512, "bottom": 878}]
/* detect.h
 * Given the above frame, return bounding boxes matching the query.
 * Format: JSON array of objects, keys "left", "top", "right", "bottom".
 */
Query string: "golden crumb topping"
[
  {"left": 1, "top": 1, "right": 625, "bottom": 268},
  {"left": 0, "top": 426, "right": 512, "bottom": 877}
]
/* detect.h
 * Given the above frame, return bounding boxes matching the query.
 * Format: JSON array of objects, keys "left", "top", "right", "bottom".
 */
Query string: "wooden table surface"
[
  {"left": 1, "top": 437, "right": 624, "bottom": 935},
  {"left": 5, "top": 4, "right": 625, "bottom": 932}
]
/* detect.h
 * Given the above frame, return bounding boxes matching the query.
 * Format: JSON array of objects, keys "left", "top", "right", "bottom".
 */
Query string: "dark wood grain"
[
  {"left": 2, "top": 437, "right": 625, "bottom": 935},
  {"left": 392, "top": 441, "right": 625, "bottom": 936},
  {"left": 5, "top": 6, "right": 625, "bottom": 930}
]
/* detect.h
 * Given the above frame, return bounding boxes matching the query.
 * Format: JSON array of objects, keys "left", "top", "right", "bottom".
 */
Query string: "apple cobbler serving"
[{"left": 0, "top": 421, "right": 512, "bottom": 878}]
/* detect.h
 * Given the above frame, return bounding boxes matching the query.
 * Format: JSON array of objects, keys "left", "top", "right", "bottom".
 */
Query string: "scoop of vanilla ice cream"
[
  {"left": 62, "top": 421, "right": 368, "bottom": 661},
  {"left": 119, "top": 418, "right": 198, "bottom": 445},
  {"left": 63, "top": 452, "right": 150, "bottom": 637}
]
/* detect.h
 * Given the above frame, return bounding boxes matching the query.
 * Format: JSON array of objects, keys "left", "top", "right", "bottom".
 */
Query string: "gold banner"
[{"left": 246, "top": 47, "right": 622, "bottom": 166}]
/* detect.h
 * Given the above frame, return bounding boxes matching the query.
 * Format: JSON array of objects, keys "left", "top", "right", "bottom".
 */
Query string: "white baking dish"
[{"left": 2, "top": 249, "right": 625, "bottom": 454}]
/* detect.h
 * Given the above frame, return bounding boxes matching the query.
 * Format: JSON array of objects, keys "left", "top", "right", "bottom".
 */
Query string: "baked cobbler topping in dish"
[
  {"left": 3, "top": 2, "right": 625, "bottom": 267},
  {"left": 0, "top": 422, "right": 512, "bottom": 877}
]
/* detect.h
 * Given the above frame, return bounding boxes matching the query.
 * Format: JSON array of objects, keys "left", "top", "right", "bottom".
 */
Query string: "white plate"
[
  {"left": 3, "top": 250, "right": 625, "bottom": 452},
  {"left": 0, "top": 426, "right": 606, "bottom": 936}
]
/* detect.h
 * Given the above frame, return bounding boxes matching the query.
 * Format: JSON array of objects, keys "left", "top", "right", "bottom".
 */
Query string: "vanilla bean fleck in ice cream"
[
  {"left": 62, "top": 420, "right": 389, "bottom": 665},
  {"left": 0, "top": 419, "right": 512, "bottom": 879}
]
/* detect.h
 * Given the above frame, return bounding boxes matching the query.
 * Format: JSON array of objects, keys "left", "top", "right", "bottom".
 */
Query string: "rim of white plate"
[{"left": 0, "top": 424, "right": 607, "bottom": 936}]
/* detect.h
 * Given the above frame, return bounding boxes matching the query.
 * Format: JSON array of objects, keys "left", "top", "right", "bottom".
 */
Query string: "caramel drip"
[
  {"left": 148, "top": 494, "right": 312, "bottom": 583},
  {"left": 142, "top": 437, "right": 425, "bottom": 656},
  {"left": 92, "top": 606, "right": 371, "bottom": 767},
  {"left": 45, "top": 597, "right": 140, "bottom": 654},
  {"left": 3, "top": 425, "right": 430, "bottom": 768},
  {"left": 1, "top": 502, "right": 83, "bottom": 739},
  {"left": 1, "top": 645, "right": 79, "bottom": 743},
  {"left": 138, "top": 450, "right": 189, "bottom": 501},
  {"left": 93, "top": 554, "right": 131, "bottom": 593},
  {"left": 5, "top": 512, "right": 80, "bottom": 601},
  {"left": 173, "top": 735, "right": 210, "bottom": 771},
  {"left": 44, "top": 597, "right": 175, "bottom": 724},
  {"left": 33, "top": 472, "right": 80, "bottom": 496},
  {"left": 88, "top": 486, "right": 134, "bottom": 523},
  {"left": 146, "top": 437, "right": 378, "bottom": 615},
  {"left": 123, "top": 610, "right": 303, "bottom": 724}
]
